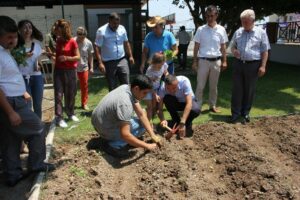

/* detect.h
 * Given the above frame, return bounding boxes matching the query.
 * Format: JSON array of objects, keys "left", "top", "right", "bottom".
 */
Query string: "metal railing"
[{"left": 277, "top": 21, "right": 300, "bottom": 43}]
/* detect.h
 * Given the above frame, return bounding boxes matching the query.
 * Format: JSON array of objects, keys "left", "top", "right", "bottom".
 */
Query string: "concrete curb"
[{"left": 28, "top": 118, "right": 56, "bottom": 200}]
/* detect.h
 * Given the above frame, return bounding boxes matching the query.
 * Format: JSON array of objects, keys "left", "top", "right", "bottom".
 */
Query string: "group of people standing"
[
  {"left": 92, "top": 7, "right": 270, "bottom": 158},
  {"left": 0, "top": 4, "right": 271, "bottom": 182}
]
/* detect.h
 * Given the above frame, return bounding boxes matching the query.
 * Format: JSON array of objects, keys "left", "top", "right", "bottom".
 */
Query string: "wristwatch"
[{"left": 179, "top": 121, "right": 185, "bottom": 126}]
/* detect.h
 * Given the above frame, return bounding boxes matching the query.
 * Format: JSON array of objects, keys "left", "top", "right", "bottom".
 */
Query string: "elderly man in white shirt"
[
  {"left": 0, "top": 16, "right": 54, "bottom": 187},
  {"left": 229, "top": 9, "right": 270, "bottom": 124},
  {"left": 192, "top": 5, "right": 228, "bottom": 113}
]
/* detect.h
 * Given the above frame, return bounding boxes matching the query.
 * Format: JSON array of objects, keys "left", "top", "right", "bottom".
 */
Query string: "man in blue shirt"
[
  {"left": 140, "top": 16, "right": 178, "bottom": 74},
  {"left": 229, "top": 9, "right": 270, "bottom": 124},
  {"left": 95, "top": 12, "right": 134, "bottom": 91},
  {"left": 157, "top": 75, "right": 200, "bottom": 138}
]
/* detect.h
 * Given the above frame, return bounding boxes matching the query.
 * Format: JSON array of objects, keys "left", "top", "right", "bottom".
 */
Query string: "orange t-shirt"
[{"left": 55, "top": 38, "right": 78, "bottom": 69}]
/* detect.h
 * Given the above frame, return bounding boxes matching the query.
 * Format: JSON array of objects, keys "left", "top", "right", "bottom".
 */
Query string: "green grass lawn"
[{"left": 55, "top": 57, "right": 300, "bottom": 143}]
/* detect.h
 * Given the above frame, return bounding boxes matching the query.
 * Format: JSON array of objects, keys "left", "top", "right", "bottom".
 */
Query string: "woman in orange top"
[{"left": 53, "top": 19, "right": 80, "bottom": 128}]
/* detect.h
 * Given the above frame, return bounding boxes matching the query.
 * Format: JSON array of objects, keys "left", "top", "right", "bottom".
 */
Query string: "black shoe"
[
  {"left": 244, "top": 115, "right": 250, "bottom": 123},
  {"left": 228, "top": 116, "right": 239, "bottom": 124},
  {"left": 101, "top": 140, "right": 131, "bottom": 158},
  {"left": 186, "top": 127, "right": 194, "bottom": 137},
  {"left": 6, "top": 174, "right": 25, "bottom": 187},
  {"left": 30, "top": 163, "right": 55, "bottom": 173}
]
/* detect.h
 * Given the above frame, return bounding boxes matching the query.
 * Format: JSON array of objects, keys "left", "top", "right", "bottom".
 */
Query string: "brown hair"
[
  {"left": 54, "top": 19, "right": 72, "bottom": 40},
  {"left": 18, "top": 19, "right": 43, "bottom": 42},
  {"left": 151, "top": 52, "right": 165, "bottom": 65}
]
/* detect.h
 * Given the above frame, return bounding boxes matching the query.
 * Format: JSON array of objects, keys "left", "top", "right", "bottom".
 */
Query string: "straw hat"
[{"left": 146, "top": 16, "right": 166, "bottom": 27}]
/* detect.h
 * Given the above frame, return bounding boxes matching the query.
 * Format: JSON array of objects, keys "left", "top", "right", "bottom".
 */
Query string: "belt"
[
  {"left": 200, "top": 57, "right": 221, "bottom": 61},
  {"left": 104, "top": 56, "right": 126, "bottom": 63},
  {"left": 238, "top": 59, "right": 261, "bottom": 64}
]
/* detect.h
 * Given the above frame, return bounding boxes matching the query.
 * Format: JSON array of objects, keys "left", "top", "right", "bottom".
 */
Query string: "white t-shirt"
[
  {"left": 145, "top": 62, "right": 168, "bottom": 89},
  {"left": 18, "top": 40, "right": 43, "bottom": 77},
  {"left": 74, "top": 37, "right": 94, "bottom": 72},
  {"left": 193, "top": 24, "right": 228, "bottom": 58},
  {"left": 158, "top": 75, "right": 195, "bottom": 102},
  {"left": 0, "top": 45, "right": 26, "bottom": 97}
]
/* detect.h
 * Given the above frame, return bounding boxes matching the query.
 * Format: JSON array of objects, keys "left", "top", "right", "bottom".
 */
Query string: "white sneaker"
[
  {"left": 58, "top": 120, "right": 68, "bottom": 128},
  {"left": 70, "top": 115, "right": 79, "bottom": 122}
]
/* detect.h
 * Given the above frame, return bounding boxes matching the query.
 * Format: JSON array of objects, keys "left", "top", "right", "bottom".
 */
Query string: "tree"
[{"left": 172, "top": 0, "right": 300, "bottom": 38}]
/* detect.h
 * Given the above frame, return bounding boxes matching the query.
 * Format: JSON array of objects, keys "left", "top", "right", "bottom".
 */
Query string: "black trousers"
[
  {"left": 178, "top": 43, "right": 189, "bottom": 69},
  {"left": 0, "top": 96, "right": 46, "bottom": 180},
  {"left": 104, "top": 58, "right": 130, "bottom": 91},
  {"left": 163, "top": 94, "right": 200, "bottom": 127},
  {"left": 231, "top": 59, "right": 261, "bottom": 118}
]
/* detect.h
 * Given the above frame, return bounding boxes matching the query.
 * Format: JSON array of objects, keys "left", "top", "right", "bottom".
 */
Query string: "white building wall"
[
  {"left": 86, "top": 8, "right": 133, "bottom": 43},
  {"left": 0, "top": 5, "right": 85, "bottom": 45}
]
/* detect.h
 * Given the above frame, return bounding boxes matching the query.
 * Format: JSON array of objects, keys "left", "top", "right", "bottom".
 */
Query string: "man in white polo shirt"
[
  {"left": 192, "top": 5, "right": 228, "bottom": 113},
  {"left": 0, "top": 16, "right": 54, "bottom": 187}
]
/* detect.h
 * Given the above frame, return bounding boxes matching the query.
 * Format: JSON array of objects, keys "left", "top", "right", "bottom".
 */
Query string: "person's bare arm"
[
  {"left": 134, "top": 102, "right": 157, "bottom": 139},
  {"left": 140, "top": 47, "right": 148, "bottom": 74},
  {"left": 220, "top": 43, "right": 227, "bottom": 71},
  {"left": 94, "top": 45, "right": 105, "bottom": 73},
  {"left": 120, "top": 122, "right": 157, "bottom": 150},
  {"left": 88, "top": 50, "right": 94, "bottom": 73},
  {"left": 258, "top": 51, "right": 268, "bottom": 77},
  {"left": 57, "top": 48, "right": 80, "bottom": 62},
  {"left": 192, "top": 42, "right": 200, "bottom": 71},
  {"left": 124, "top": 41, "right": 134, "bottom": 65},
  {"left": 178, "top": 94, "right": 193, "bottom": 137}
]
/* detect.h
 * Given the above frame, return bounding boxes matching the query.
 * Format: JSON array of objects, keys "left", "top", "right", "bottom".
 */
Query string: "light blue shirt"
[
  {"left": 158, "top": 76, "right": 195, "bottom": 102},
  {"left": 144, "top": 30, "right": 176, "bottom": 63},
  {"left": 230, "top": 26, "right": 270, "bottom": 61},
  {"left": 95, "top": 23, "right": 128, "bottom": 61}
]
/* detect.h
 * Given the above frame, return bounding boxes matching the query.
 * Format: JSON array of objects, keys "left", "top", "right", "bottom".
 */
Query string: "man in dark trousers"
[
  {"left": 229, "top": 9, "right": 270, "bottom": 124},
  {"left": 157, "top": 74, "right": 201, "bottom": 138},
  {"left": 0, "top": 16, "right": 54, "bottom": 187},
  {"left": 177, "top": 26, "right": 190, "bottom": 70},
  {"left": 95, "top": 12, "right": 134, "bottom": 91}
]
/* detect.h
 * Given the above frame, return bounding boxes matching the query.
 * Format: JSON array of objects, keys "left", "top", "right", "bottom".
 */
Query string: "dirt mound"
[{"left": 42, "top": 115, "right": 300, "bottom": 200}]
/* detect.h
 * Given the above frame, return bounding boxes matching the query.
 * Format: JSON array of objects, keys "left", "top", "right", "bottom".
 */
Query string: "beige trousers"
[{"left": 195, "top": 59, "right": 221, "bottom": 109}]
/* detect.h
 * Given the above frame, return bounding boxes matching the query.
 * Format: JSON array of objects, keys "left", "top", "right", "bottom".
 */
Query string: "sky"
[{"left": 142, "top": 0, "right": 195, "bottom": 30}]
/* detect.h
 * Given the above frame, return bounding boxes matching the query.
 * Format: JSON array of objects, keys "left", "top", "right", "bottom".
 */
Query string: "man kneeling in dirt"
[
  {"left": 157, "top": 75, "right": 201, "bottom": 138},
  {"left": 92, "top": 75, "right": 160, "bottom": 158}
]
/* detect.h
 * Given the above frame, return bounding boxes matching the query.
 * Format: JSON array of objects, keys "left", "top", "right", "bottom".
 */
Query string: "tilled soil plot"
[{"left": 42, "top": 115, "right": 300, "bottom": 200}]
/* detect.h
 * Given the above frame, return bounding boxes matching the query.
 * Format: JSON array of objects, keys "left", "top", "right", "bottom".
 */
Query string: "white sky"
[{"left": 143, "top": 0, "right": 195, "bottom": 29}]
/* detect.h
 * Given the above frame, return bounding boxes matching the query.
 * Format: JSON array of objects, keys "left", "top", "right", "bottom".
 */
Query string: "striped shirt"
[{"left": 230, "top": 26, "right": 270, "bottom": 61}]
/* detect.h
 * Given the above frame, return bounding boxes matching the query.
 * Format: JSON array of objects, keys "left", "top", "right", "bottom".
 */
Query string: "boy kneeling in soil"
[{"left": 91, "top": 75, "right": 161, "bottom": 158}]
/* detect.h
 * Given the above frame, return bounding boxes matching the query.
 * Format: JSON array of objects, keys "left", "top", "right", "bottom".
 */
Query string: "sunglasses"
[{"left": 77, "top": 33, "right": 85, "bottom": 36}]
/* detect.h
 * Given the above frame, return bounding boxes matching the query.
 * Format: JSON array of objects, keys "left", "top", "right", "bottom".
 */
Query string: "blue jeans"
[
  {"left": 24, "top": 75, "right": 44, "bottom": 119},
  {"left": 109, "top": 118, "right": 145, "bottom": 149},
  {"left": 167, "top": 62, "right": 174, "bottom": 74}
]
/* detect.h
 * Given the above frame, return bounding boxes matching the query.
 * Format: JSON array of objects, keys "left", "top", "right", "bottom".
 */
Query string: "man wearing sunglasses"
[{"left": 192, "top": 5, "right": 228, "bottom": 114}]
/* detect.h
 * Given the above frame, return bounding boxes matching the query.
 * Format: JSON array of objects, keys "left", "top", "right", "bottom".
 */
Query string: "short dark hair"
[
  {"left": 164, "top": 74, "right": 177, "bottom": 85},
  {"left": 0, "top": 16, "right": 18, "bottom": 36},
  {"left": 206, "top": 5, "right": 218, "bottom": 15},
  {"left": 109, "top": 12, "right": 120, "bottom": 21},
  {"left": 131, "top": 75, "right": 153, "bottom": 90}
]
